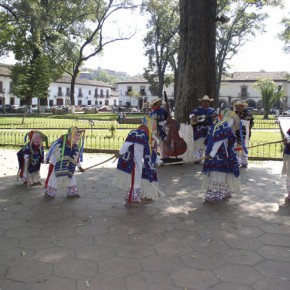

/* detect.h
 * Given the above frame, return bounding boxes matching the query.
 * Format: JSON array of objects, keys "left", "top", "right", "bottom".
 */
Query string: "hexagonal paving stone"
[
  {"left": 75, "top": 223, "right": 109, "bottom": 236},
  {"left": 7, "top": 261, "right": 52, "bottom": 283},
  {"left": 77, "top": 273, "right": 127, "bottom": 290},
  {"left": 257, "top": 245, "right": 290, "bottom": 262},
  {"left": 223, "top": 235, "right": 263, "bottom": 250},
  {"left": 0, "top": 236, "right": 19, "bottom": 251},
  {"left": 154, "top": 239, "right": 193, "bottom": 256},
  {"left": 192, "top": 239, "right": 230, "bottom": 255},
  {"left": 253, "top": 277, "right": 290, "bottom": 290},
  {"left": 76, "top": 244, "right": 116, "bottom": 262},
  {"left": 20, "top": 236, "right": 56, "bottom": 251},
  {"left": 209, "top": 282, "right": 253, "bottom": 290},
  {"left": 258, "top": 233, "right": 290, "bottom": 247},
  {"left": 40, "top": 224, "right": 75, "bottom": 237},
  {"left": 5, "top": 226, "right": 40, "bottom": 239},
  {"left": 141, "top": 253, "right": 184, "bottom": 273},
  {"left": 99, "top": 256, "right": 141, "bottom": 279},
  {"left": 228, "top": 224, "right": 264, "bottom": 238},
  {"left": 233, "top": 216, "right": 264, "bottom": 227},
  {"left": 56, "top": 234, "right": 94, "bottom": 249},
  {"left": 258, "top": 223, "right": 290, "bottom": 234},
  {"left": 0, "top": 248, "right": 34, "bottom": 266},
  {"left": 55, "top": 258, "right": 98, "bottom": 279},
  {"left": 34, "top": 246, "right": 75, "bottom": 263},
  {"left": 125, "top": 271, "right": 175, "bottom": 290},
  {"left": 0, "top": 218, "right": 26, "bottom": 230},
  {"left": 171, "top": 267, "right": 219, "bottom": 289},
  {"left": 0, "top": 279, "right": 26, "bottom": 290},
  {"left": 94, "top": 230, "right": 131, "bottom": 247},
  {"left": 164, "top": 229, "right": 201, "bottom": 241},
  {"left": 115, "top": 242, "right": 155, "bottom": 259},
  {"left": 181, "top": 252, "right": 225, "bottom": 270},
  {"left": 220, "top": 248, "right": 264, "bottom": 265},
  {"left": 28, "top": 276, "right": 76, "bottom": 290},
  {"left": 0, "top": 264, "right": 8, "bottom": 278},
  {"left": 255, "top": 260, "right": 290, "bottom": 279},
  {"left": 214, "top": 264, "right": 263, "bottom": 285}
]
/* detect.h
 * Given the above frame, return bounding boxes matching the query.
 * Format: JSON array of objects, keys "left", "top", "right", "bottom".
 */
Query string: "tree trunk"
[{"left": 175, "top": 0, "right": 217, "bottom": 124}]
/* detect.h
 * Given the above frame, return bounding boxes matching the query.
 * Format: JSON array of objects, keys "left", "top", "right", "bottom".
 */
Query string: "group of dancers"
[{"left": 16, "top": 95, "right": 289, "bottom": 204}]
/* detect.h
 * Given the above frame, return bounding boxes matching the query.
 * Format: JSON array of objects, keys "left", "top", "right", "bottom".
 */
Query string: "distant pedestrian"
[
  {"left": 282, "top": 128, "right": 290, "bottom": 201},
  {"left": 44, "top": 127, "right": 85, "bottom": 199},
  {"left": 17, "top": 131, "right": 48, "bottom": 186},
  {"left": 201, "top": 109, "right": 241, "bottom": 202},
  {"left": 113, "top": 116, "right": 161, "bottom": 206}
]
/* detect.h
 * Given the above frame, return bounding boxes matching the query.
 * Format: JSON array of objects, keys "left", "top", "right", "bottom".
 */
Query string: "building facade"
[
  {"left": 0, "top": 64, "right": 289, "bottom": 111},
  {"left": 0, "top": 64, "right": 116, "bottom": 108},
  {"left": 219, "top": 72, "right": 289, "bottom": 110},
  {"left": 116, "top": 78, "right": 174, "bottom": 110}
]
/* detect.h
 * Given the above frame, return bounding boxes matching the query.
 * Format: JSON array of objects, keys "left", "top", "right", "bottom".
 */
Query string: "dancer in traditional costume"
[
  {"left": 201, "top": 109, "right": 241, "bottom": 202},
  {"left": 113, "top": 116, "right": 160, "bottom": 206},
  {"left": 149, "top": 97, "right": 168, "bottom": 159},
  {"left": 282, "top": 128, "right": 290, "bottom": 200},
  {"left": 234, "top": 100, "right": 254, "bottom": 168},
  {"left": 44, "top": 127, "right": 85, "bottom": 199},
  {"left": 189, "top": 95, "right": 216, "bottom": 163},
  {"left": 17, "top": 131, "right": 48, "bottom": 186}
]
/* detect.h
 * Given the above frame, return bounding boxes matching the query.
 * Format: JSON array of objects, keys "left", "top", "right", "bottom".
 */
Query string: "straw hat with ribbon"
[
  {"left": 198, "top": 95, "right": 214, "bottom": 102},
  {"left": 234, "top": 100, "right": 248, "bottom": 107},
  {"left": 150, "top": 97, "right": 163, "bottom": 107}
]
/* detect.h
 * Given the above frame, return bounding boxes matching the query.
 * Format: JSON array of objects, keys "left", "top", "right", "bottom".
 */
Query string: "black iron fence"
[{"left": 0, "top": 130, "right": 284, "bottom": 160}]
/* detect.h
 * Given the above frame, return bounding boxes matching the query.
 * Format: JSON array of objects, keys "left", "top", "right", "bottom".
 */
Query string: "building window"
[
  {"left": 0, "top": 81, "right": 3, "bottom": 93},
  {"left": 105, "top": 100, "right": 109, "bottom": 105},
  {"left": 58, "top": 87, "right": 63, "bottom": 96},
  {"left": 88, "top": 90, "right": 91, "bottom": 95},
  {"left": 100, "top": 89, "right": 104, "bottom": 98},
  {"left": 78, "top": 88, "right": 82, "bottom": 97},
  {"left": 240, "top": 86, "right": 248, "bottom": 97},
  {"left": 140, "top": 86, "right": 146, "bottom": 96},
  {"left": 66, "top": 87, "right": 70, "bottom": 96},
  {"left": 9, "top": 82, "right": 13, "bottom": 93},
  {"left": 95, "top": 88, "right": 99, "bottom": 98},
  {"left": 106, "top": 89, "right": 109, "bottom": 97},
  {"left": 126, "top": 86, "right": 132, "bottom": 96}
]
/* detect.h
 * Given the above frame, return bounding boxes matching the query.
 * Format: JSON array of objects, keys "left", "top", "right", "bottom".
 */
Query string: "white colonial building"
[
  {"left": 219, "top": 71, "right": 290, "bottom": 110},
  {"left": 116, "top": 77, "right": 174, "bottom": 110},
  {"left": 0, "top": 63, "right": 289, "bottom": 111},
  {"left": 0, "top": 64, "right": 117, "bottom": 108}
]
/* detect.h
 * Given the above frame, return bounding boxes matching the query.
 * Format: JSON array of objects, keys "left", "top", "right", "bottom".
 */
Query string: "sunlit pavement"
[{"left": 0, "top": 149, "right": 290, "bottom": 290}]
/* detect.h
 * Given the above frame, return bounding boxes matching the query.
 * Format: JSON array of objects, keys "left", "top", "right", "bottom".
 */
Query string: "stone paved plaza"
[{"left": 0, "top": 149, "right": 290, "bottom": 290}]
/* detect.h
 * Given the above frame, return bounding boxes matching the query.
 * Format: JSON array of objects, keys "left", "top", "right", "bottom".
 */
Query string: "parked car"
[
  {"left": 283, "top": 109, "right": 290, "bottom": 115},
  {"left": 99, "top": 105, "right": 113, "bottom": 112},
  {"left": 0, "top": 104, "right": 12, "bottom": 113}
]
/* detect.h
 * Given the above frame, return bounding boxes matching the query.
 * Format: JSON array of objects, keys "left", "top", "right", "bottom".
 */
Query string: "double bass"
[{"left": 162, "top": 91, "right": 187, "bottom": 158}]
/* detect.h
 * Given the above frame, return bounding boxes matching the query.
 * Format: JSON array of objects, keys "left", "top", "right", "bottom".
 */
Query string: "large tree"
[
  {"left": 0, "top": 0, "right": 88, "bottom": 108},
  {"left": 279, "top": 16, "right": 290, "bottom": 53},
  {"left": 216, "top": 0, "right": 269, "bottom": 102},
  {"left": 142, "top": 0, "right": 179, "bottom": 98},
  {"left": 175, "top": 0, "right": 217, "bottom": 124},
  {"left": 58, "top": 0, "right": 138, "bottom": 108}
]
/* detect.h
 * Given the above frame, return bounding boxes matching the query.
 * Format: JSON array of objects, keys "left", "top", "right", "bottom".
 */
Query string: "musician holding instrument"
[
  {"left": 234, "top": 100, "right": 254, "bottom": 168},
  {"left": 149, "top": 97, "right": 169, "bottom": 159},
  {"left": 189, "top": 95, "right": 216, "bottom": 163}
]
